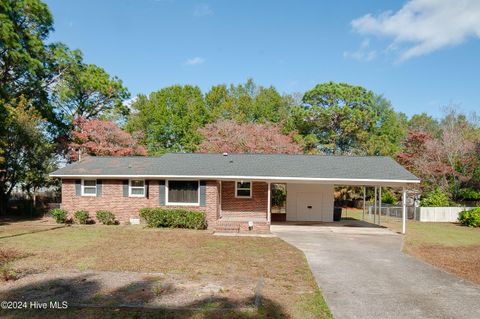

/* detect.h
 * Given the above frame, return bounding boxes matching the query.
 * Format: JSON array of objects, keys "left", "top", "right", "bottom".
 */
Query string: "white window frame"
[
  {"left": 235, "top": 180, "right": 252, "bottom": 198},
  {"left": 129, "top": 179, "right": 146, "bottom": 197},
  {"left": 166, "top": 180, "right": 200, "bottom": 206},
  {"left": 81, "top": 179, "right": 97, "bottom": 197}
]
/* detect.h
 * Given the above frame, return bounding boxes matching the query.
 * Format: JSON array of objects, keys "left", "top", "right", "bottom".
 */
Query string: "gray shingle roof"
[{"left": 50, "top": 153, "right": 419, "bottom": 184}]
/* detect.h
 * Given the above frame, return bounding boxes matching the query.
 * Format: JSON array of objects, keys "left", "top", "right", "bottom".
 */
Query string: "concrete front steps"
[{"left": 213, "top": 217, "right": 270, "bottom": 234}]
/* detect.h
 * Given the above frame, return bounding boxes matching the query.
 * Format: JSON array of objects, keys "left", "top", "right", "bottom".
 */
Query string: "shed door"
[{"left": 296, "top": 192, "right": 323, "bottom": 221}]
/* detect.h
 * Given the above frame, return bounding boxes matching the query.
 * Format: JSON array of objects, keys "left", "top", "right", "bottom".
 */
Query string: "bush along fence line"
[
  {"left": 139, "top": 208, "right": 207, "bottom": 230},
  {"left": 458, "top": 208, "right": 480, "bottom": 227}
]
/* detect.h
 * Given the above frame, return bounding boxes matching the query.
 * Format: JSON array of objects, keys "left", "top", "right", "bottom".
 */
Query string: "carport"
[{"left": 269, "top": 179, "right": 418, "bottom": 234}]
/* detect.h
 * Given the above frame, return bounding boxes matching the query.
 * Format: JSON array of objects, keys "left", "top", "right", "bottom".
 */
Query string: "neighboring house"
[{"left": 49, "top": 153, "right": 420, "bottom": 233}]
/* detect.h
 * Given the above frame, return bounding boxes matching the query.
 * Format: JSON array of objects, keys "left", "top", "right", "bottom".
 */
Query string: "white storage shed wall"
[{"left": 286, "top": 183, "right": 334, "bottom": 222}]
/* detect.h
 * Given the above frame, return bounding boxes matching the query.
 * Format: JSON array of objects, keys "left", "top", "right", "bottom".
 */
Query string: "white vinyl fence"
[
  {"left": 366, "top": 205, "right": 475, "bottom": 222},
  {"left": 417, "top": 207, "right": 474, "bottom": 222}
]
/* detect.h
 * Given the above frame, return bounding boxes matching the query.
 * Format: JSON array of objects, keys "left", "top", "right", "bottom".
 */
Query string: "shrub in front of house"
[
  {"left": 96, "top": 210, "right": 117, "bottom": 225},
  {"left": 74, "top": 210, "right": 90, "bottom": 224},
  {"left": 139, "top": 208, "right": 207, "bottom": 230},
  {"left": 458, "top": 208, "right": 480, "bottom": 227},
  {"left": 420, "top": 188, "right": 451, "bottom": 207},
  {"left": 49, "top": 208, "right": 68, "bottom": 224}
]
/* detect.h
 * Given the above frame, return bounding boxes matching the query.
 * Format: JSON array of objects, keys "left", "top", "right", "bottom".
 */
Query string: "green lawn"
[{"left": 0, "top": 218, "right": 332, "bottom": 319}]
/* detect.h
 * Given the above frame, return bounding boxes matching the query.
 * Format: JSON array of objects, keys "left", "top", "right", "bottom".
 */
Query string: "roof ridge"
[
  {"left": 77, "top": 153, "right": 394, "bottom": 159},
  {"left": 80, "top": 155, "right": 163, "bottom": 158},
  {"left": 167, "top": 152, "right": 391, "bottom": 158}
]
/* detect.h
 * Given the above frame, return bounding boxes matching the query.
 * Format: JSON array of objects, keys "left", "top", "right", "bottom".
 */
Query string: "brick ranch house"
[{"left": 50, "top": 153, "right": 419, "bottom": 233}]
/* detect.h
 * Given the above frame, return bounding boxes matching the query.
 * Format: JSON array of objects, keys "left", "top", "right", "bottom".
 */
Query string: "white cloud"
[
  {"left": 193, "top": 3, "right": 214, "bottom": 17},
  {"left": 343, "top": 39, "right": 377, "bottom": 61},
  {"left": 351, "top": 0, "right": 480, "bottom": 61},
  {"left": 185, "top": 57, "right": 206, "bottom": 65}
]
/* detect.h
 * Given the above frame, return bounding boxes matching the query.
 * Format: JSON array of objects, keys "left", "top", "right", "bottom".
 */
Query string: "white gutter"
[{"left": 49, "top": 174, "right": 420, "bottom": 185}]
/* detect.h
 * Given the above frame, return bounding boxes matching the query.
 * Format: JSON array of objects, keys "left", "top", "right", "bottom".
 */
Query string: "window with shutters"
[
  {"left": 129, "top": 179, "right": 145, "bottom": 197},
  {"left": 81, "top": 179, "right": 97, "bottom": 196},
  {"left": 166, "top": 180, "right": 199, "bottom": 205}
]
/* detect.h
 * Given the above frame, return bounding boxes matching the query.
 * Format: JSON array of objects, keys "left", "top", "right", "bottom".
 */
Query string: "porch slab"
[
  {"left": 219, "top": 216, "right": 268, "bottom": 222},
  {"left": 271, "top": 219, "right": 394, "bottom": 235},
  {"left": 271, "top": 224, "right": 394, "bottom": 236},
  {"left": 213, "top": 232, "right": 276, "bottom": 238}
]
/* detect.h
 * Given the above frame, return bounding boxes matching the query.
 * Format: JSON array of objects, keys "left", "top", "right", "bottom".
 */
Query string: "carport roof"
[{"left": 50, "top": 153, "right": 420, "bottom": 185}]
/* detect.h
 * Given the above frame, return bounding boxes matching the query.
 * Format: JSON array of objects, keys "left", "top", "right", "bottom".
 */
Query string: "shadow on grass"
[
  {"left": 0, "top": 215, "right": 47, "bottom": 226},
  {"left": 0, "top": 274, "right": 288, "bottom": 319},
  {"left": 0, "top": 225, "right": 68, "bottom": 240}
]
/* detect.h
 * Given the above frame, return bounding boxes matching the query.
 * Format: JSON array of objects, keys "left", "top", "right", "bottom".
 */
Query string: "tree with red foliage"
[
  {"left": 397, "top": 130, "right": 433, "bottom": 173},
  {"left": 398, "top": 110, "right": 478, "bottom": 197},
  {"left": 197, "top": 120, "right": 303, "bottom": 154},
  {"left": 68, "top": 118, "right": 147, "bottom": 161}
]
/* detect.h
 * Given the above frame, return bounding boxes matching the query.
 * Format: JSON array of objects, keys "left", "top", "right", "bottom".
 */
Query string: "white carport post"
[
  {"left": 402, "top": 187, "right": 407, "bottom": 234},
  {"left": 267, "top": 182, "right": 271, "bottom": 223},
  {"left": 362, "top": 186, "right": 366, "bottom": 220},
  {"left": 373, "top": 186, "right": 377, "bottom": 224},
  {"left": 379, "top": 187, "right": 382, "bottom": 225}
]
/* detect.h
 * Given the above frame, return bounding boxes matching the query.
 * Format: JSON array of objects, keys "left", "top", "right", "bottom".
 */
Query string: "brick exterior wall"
[
  {"left": 61, "top": 179, "right": 219, "bottom": 228},
  {"left": 60, "top": 178, "right": 270, "bottom": 233},
  {"left": 220, "top": 181, "right": 268, "bottom": 219}
]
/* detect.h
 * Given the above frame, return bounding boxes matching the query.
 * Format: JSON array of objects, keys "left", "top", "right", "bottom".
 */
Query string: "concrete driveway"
[{"left": 271, "top": 223, "right": 480, "bottom": 319}]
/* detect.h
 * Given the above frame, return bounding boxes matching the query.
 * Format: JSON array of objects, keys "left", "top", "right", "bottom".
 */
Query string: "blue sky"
[{"left": 44, "top": 0, "right": 480, "bottom": 118}]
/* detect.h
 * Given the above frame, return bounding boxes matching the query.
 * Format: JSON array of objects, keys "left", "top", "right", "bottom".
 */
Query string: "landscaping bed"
[{"left": 0, "top": 217, "right": 332, "bottom": 318}]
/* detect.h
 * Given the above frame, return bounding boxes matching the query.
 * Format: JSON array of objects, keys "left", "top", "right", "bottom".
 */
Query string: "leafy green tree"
[
  {"left": 409, "top": 113, "right": 440, "bottom": 136},
  {"left": 301, "top": 81, "right": 376, "bottom": 154},
  {"left": 364, "top": 95, "right": 408, "bottom": 155},
  {"left": 50, "top": 44, "right": 130, "bottom": 124},
  {"left": 0, "top": 0, "right": 63, "bottom": 155},
  {"left": 1, "top": 0, "right": 129, "bottom": 135},
  {"left": 22, "top": 155, "right": 57, "bottom": 209},
  {"left": 0, "top": 98, "right": 54, "bottom": 215},
  {"left": 205, "top": 79, "right": 291, "bottom": 123},
  {"left": 0, "top": 0, "right": 54, "bottom": 113},
  {"left": 126, "top": 85, "right": 208, "bottom": 154},
  {"left": 283, "top": 105, "right": 319, "bottom": 153}
]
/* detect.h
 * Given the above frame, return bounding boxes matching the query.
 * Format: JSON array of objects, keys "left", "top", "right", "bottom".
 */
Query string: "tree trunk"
[
  {"left": 32, "top": 186, "right": 38, "bottom": 217},
  {"left": 0, "top": 192, "right": 9, "bottom": 216}
]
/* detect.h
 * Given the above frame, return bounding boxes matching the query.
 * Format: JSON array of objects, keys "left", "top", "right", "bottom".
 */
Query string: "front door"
[{"left": 296, "top": 192, "right": 323, "bottom": 221}]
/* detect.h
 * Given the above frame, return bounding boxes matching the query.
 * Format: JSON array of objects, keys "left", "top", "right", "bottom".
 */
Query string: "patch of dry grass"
[
  {"left": 406, "top": 244, "right": 480, "bottom": 284},
  {"left": 0, "top": 219, "right": 332, "bottom": 318},
  {"left": 0, "top": 248, "right": 29, "bottom": 281}
]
